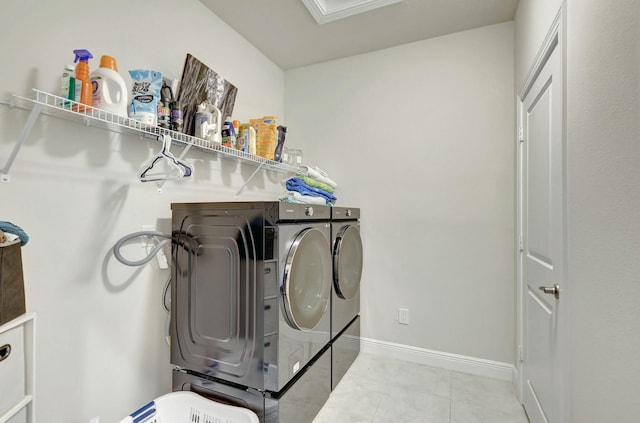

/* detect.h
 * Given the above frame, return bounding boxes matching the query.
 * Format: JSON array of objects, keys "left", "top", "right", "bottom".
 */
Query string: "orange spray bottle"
[{"left": 72, "top": 49, "right": 93, "bottom": 111}]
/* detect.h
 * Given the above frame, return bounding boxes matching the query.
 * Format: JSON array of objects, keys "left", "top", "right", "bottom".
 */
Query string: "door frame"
[{"left": 516, "top": 4, "right": 569, "bottom": 422}]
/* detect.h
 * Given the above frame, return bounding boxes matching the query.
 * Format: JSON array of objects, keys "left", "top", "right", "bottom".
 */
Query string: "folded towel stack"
[
  {"left": 295, "top": 173, "right": 335, "bottom": 193},
  {"left": 299, "top": 166, "right": 338, "bottom": 189},
  {"left": 281, "top": 167, "right": 338, "bottom": 205},
  {"left": 281, "top": 192, "right": 328, "bottom": 205}
]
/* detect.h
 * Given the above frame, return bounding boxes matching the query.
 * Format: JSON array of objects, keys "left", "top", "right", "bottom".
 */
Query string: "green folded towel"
[{"left": 295, "top": 173, "right": 335, "bottom": 193}]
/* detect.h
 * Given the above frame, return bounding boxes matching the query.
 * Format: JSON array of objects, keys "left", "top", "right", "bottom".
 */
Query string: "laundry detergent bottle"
[{"left": 90, "top": 55, "right": 128, "bottom": 117}]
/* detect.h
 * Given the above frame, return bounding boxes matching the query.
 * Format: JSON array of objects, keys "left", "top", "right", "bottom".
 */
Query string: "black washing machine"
[{"left": 170, "top": 201, "right": 332, "bottom": 422}]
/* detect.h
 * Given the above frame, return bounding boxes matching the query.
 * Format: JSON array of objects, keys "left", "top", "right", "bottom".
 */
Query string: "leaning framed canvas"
[{"left": 176, "top": 54, "right": 238, "bottom": 137}]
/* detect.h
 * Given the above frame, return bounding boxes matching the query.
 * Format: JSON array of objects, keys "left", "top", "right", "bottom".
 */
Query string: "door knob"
[{"left": 538, "top": 284, "right": 560, "bottom": 299}]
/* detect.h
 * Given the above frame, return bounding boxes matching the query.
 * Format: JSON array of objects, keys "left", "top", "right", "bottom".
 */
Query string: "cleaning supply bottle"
[
  {"left": 238, "top": 123, "right": 256, "bottom": 154},
  {"left": 171, "top": 101, "right": 184, "bottom": 133},
  {"left": 60, "top": 64, "right": 75, "bottom": 109},
  {"left": 157, "top": 83, "right": 173, "bottom": 129},
  {"left": 273, "top": 125, "right": 287, "bottom": 162},
  {"left": 90, "top": 55, "right": 128, "bottom": 117},
  {"left": 72, "top": 49, "right": 93, "bottom": 111},
  {"left": 221, "top": 116, "right": 236, "bottom": 148},
  {"left": 233, "top": 120, "right": 240, "bottom": 147}
]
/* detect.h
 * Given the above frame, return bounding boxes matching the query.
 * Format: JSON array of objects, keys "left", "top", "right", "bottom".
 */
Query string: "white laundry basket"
[{"left": 117, "top": 391, "right": 259, "bottom": 423}]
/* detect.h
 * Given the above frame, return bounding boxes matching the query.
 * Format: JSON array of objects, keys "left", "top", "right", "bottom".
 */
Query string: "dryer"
[
  {"left": 170, "top": 201, "right": 332, "bottom": 412},
  {"left": 330, "top": 206, "right": 363, "bottom": 389}
]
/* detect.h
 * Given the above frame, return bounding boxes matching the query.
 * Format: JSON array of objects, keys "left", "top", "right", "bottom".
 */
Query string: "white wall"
[
  {"left": 0, "top": 1, "right": 285, "bottom": 422},
  {"left": 567, "top": 1, "right": 640, "bottom": 421},
  {"left": 285, "top": 22, "right": 516, "bottom": 363}
]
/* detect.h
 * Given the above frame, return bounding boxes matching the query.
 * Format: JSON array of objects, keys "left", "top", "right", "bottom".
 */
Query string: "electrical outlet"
[
  {"left": 398, "top": 308, "right": 410, "bottom": 325},
  {"left": 140, "top": 225, "right": 155, "bottom": 249},
  {"left": 139, "top": 225, "right": 169, "bottom": 269},
  {"left": 155, "top": 246, "right": 169, "bottom": 269},
  {"left": 140, "top": 225, "right": 156, "bottom": 245}
]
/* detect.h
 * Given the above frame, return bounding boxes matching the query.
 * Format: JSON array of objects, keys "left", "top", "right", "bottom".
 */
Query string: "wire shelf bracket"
[
  {"left": 1, "top": 98, "right": 43, "bottom": 182},
  {"left": 236, "top": 161, "right": 267, "bottom": 196}
]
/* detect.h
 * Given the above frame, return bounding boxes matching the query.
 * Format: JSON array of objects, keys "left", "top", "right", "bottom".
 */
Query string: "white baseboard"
[{"left": 360, "top": 337, "right": 516, "bottom": 382}]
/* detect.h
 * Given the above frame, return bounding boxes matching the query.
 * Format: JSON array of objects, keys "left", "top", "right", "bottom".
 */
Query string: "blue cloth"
[
  {"left": 0, "top": 221, "right": 29, "bottom": 246},
  {"left": 286, "top": 177, "right": 337, "bottom": 203}
]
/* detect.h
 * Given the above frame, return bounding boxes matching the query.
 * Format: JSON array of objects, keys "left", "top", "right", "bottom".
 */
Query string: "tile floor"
[{"left": 313, "top": 352, "right": 530, "bottom": 423}]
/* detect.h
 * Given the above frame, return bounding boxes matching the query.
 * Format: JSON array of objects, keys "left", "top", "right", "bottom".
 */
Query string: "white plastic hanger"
[{"left": 139, "top": 134, "right": 193, "bottom": 182}]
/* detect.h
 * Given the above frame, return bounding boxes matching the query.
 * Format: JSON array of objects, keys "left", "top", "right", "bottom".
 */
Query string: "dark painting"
[{"left": 176, "top": 54, "right": 238, "bottom": 137}]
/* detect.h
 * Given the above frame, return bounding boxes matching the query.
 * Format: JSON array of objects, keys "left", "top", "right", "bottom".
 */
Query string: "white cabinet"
[{"left": 0, "top": 314, "right": 35, "bottom": 423}]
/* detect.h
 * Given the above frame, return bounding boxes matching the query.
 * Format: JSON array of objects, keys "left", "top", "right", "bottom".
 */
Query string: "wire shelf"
[{"left": 10, "top": 89, "right": 300, "bottom": 174}]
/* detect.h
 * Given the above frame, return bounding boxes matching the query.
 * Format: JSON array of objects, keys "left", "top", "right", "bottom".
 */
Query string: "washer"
[
  {"left": 330, "top": 206, "right": 363, "bottom": 389},
  {"left": 170, "top": 201, "right": 332, "bottom": 397}
]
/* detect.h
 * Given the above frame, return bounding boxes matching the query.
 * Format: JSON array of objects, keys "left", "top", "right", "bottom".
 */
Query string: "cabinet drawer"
[{"left": 0, "top": 325, "right": 26, "bottom": 415}]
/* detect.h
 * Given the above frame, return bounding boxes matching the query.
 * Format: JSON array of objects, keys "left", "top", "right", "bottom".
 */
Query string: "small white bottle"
[{"left": 90, "top": 55, "right": 128, "bottom": 117}]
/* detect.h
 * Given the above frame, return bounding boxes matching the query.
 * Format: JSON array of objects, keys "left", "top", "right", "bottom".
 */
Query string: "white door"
[{"left": 519, "top": 25, "right": 565, "bottom": 423}]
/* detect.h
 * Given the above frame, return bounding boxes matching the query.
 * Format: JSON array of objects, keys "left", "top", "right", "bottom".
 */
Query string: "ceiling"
[{"left": 199, "top": 0, "right": 519, "bottom": 70}]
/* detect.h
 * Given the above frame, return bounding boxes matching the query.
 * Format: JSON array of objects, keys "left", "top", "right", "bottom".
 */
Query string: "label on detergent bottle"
[
  {"left": 194, "top": 110, "right": 211, "bottom": 139},
  {"left": 90, "top": 76, "right": 104, "bottom": 105}
]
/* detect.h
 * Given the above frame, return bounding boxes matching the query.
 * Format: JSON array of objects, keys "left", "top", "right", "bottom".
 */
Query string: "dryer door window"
[
  {"left": 282, "top": 228, "right": 331, "bottom": 331},
  {"left": 333, "top": 225, "right": 363, "bottom": 300}
]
